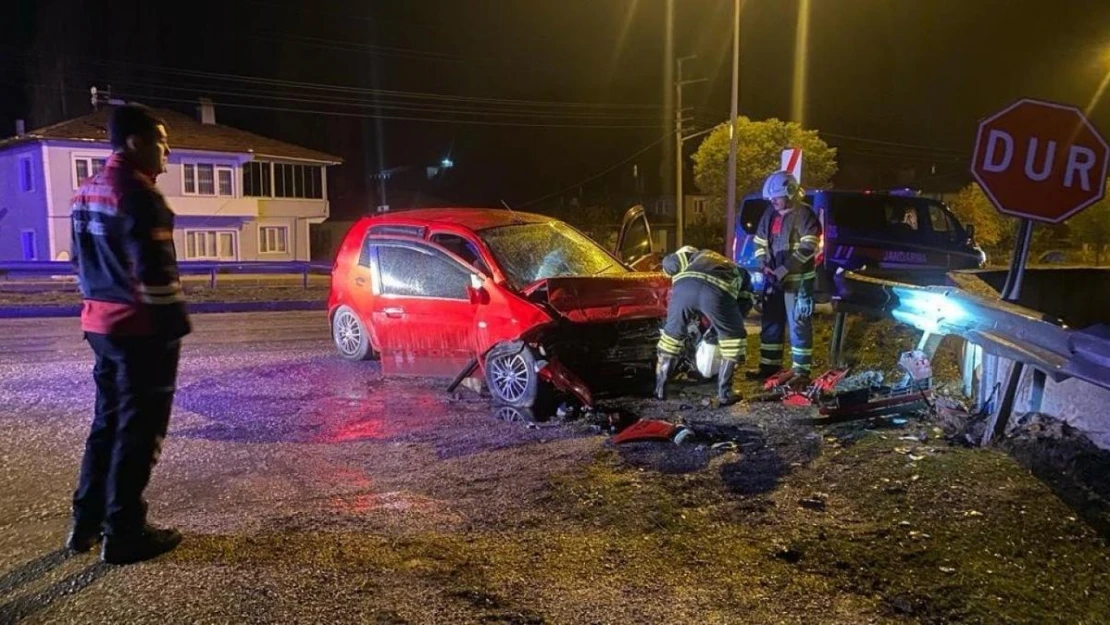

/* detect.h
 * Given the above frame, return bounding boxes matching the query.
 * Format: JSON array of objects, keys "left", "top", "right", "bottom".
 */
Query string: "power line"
[
  {"left": 822, "top": 132, "right": 966, "bottom": 156},
  {"left": 106, "top": 90, "right": 669, "bottom": 129},
  {"left": 519, "top": 133, "right": 671, "bottom": 208},
  {"left": 48, "top": 72, "right": 664, "bottom": 121},
  {"left": 3, "top": 51, "right": 664, "bottom": 111}
]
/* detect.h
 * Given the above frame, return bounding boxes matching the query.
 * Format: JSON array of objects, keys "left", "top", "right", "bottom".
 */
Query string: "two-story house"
[{"left": 0, "top": 101, "right": 341, "bottom": 262}]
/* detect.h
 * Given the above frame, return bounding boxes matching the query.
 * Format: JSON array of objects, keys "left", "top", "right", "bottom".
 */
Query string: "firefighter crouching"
[
  {"left": 751, "top": 171, "right": 821, "bottom": 383},
  {"left": 655, "top": 246, "right": 754, "bottom": 405}
]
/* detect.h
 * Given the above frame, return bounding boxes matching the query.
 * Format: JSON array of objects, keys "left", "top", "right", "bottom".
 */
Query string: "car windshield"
[{"left": 480, "top": 221, "right": 626, "bottom": 290}]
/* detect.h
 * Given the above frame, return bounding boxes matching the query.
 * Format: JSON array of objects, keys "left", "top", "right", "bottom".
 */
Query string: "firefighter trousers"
[
  {"left": 73, "top": 333, "right": 180, "bottom": 537},
  {"left": 759, "top": 285, "right": 813, "bottom": 375},
  {"left": 657, "top": 279, "right": 746, "bottom": 362}
]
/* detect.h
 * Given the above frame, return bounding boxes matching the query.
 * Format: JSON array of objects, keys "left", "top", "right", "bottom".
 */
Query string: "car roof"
[{"left": 362, "top": 208, "right": 553, "bottom": 232}]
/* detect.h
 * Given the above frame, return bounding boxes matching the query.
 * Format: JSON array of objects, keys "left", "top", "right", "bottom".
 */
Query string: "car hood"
[{"left": 524, "top": 274, "right": 670, "bottom": 323}]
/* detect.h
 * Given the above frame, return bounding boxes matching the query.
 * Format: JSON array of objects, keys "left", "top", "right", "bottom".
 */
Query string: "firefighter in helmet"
[
  {"left": 751, "top": 170, "right": 822, "bottom": 383},
  {"left": 655, "top": 246, "right": 753, "bottom": 405}
]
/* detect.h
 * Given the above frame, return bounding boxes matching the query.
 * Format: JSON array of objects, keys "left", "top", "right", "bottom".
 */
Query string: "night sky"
[{"left": 3, "top": 0, "right": 1110, "bottom": 218}]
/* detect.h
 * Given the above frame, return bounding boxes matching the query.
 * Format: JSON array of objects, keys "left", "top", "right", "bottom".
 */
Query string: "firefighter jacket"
[
  {"left": 753, "top": 205, "right": 821, "bottom": 292},
  {"left": 71, "top": 153, "right": 191, "bottom": 339},
  {"left": 662, "top": 246, "right": 754, "bottom": 315}
]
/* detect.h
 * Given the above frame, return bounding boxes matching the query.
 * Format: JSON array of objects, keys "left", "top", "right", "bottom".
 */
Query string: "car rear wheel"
[
  {"left": 332, "top": 306, "right": 375, "bottom": 361},
  {"left": 485, "top": 342, "right": 540, "bottom": 408}
]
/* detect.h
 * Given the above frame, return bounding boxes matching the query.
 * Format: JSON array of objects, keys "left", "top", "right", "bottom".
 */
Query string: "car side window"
[
  {"left": 376, "top": 245, "right": 470, "bottom": 300},
  {"left": 430, "top": 233, "right": 492, "bottom": 276}
]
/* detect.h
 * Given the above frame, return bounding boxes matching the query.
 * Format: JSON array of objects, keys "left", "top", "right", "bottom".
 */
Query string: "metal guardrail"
[
  {"left": 831, "top": 270, "right": 1110, "bottom": 393},
  {"left": 0, "top": 261, "right": 333, "bottom": 289}
]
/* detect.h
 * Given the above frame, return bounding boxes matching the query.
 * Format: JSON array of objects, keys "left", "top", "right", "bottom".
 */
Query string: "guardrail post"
[
  {"left": 210, "top": 268, "right": 216, "bottom": 289},
  {"left": 303, "top": 266, "right": 309, "bottom": 289},
  {"left": 829, "top": 312, "right": 848, "bottom": 368}
]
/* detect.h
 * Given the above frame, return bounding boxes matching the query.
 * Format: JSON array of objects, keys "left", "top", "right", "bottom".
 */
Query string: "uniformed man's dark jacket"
[{"left": 71, "top": 153, "right": 191, "bottom": 339}]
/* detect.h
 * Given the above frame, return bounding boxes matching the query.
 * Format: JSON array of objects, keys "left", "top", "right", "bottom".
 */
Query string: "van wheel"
[
  {"left": 485, "top": 342, "right": 540, "bottom": 408},
  {"left": 332, "top": 306, "right": 376, "bottom": 361}
]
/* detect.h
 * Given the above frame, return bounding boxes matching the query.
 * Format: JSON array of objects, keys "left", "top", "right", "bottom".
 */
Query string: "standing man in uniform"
[
  {"left": 68, "top": 104, "right": 190, "bottom": 564},
  {"left": 751, "top": 171, "right": 821, "bottom": 384},
  {"left": 655, "top": 246, "right": 754, "bottom": 405}
]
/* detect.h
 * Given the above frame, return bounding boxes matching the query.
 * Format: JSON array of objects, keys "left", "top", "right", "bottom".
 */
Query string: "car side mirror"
[{"left": 466, "top": 274, "right": 489, "bottom": 305}]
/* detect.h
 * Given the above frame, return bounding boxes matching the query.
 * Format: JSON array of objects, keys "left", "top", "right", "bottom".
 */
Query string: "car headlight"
[{"left": 977, "top": 248, "right": 988, "bottom": 268}]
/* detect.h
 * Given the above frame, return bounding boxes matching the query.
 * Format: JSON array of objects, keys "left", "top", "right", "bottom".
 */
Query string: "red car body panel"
[
  {"left": 327, "top": 208, "right": 669, "bottom": 403},
  {"left": 534, "top": 274, "right": 670, "bottom": 324}
]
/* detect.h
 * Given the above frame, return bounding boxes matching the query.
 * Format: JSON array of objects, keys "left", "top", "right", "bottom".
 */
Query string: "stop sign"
[{"left": 971, "top": 98, "right": 1110, "bottom": 223}]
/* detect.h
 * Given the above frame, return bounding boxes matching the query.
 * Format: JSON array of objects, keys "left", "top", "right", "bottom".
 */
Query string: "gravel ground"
[{"left": 0, "top": 312, "right": 1108, "bottom": 624}]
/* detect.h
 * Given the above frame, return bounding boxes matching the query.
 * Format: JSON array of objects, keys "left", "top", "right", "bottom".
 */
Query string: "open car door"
[{"left": 614, "top": 205, "right": 662, "bottom": 272}]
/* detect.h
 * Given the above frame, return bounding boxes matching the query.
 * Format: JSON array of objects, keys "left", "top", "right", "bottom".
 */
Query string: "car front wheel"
[
  {"left": 484, "top": 342, "right": 540, "bottom": 408},
  {"left": 332, "top": 306, "right": 375, "bottom": 361}
]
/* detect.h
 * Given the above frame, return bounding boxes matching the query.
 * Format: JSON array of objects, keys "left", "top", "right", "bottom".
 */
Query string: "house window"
[
  {"left": 259, "top": 226, "right": 289, "bottom": 254},
  {"left": 18, "top": 157, "right": 33, "bottom": 193},
  {"left": 21, "top": 230, "right": 37, "bottom": 260},
  {"left": 243, "top": 161, "right": 272, "bottom": 197},
  {"left": 218, "top": 168, "right": 234, "bottom": 196},
  {"left": 185, "top": 230, "right": 237, "bottom": 260},
  {"left": 183, "top": 163, "right": 234, "bottom": 196},
  {"left": 243, "top": 161, "right": 323, "bottom": 199},
  {"left": 73, "top": 156, "right": 107, "bottom": 188}
]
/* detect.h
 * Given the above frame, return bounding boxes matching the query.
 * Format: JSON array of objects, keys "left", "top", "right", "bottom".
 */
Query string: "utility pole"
[
  {"left": 675, "top": 55, "right": 706, "bottom": 248},
  {"left": 725, "top": 0, "right": 741, "bottom": 258}
]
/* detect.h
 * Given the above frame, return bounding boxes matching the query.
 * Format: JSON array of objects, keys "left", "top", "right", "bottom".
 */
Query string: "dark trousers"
[
  {"left": 73, "top": 333, "right": 180, "bottom": 536},
  {"left": 658, "top": 279, "right": 747, "bottom": 361},
  {"left": 759, "top": 285, "right": 813, "bottom": 374}
]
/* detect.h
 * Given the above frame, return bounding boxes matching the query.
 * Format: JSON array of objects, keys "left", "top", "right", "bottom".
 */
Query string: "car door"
[
  {"left": 923, "top": 202, "right": 981, "bottom": 269},
  {"left": 365, "top": 237, "right": 481, "bottom": 377},
  {"left": 614, "top": 205, "right": 660, "bottom": 271}
]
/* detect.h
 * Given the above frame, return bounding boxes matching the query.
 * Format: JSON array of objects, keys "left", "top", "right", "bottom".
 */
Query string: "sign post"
[
  {"left": 971, "top": 98, "right": 1110, "bottom": 302},
  {"left": 781, "top": 147, "right": 803, "bottom": 182}
]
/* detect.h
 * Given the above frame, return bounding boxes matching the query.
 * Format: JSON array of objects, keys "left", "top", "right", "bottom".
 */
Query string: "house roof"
[{"left": 0, "top": 106, "right": 342, "bottom": 164}]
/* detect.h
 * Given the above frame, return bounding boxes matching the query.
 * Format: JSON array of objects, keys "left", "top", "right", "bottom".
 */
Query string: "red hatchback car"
[{"left": 327, "top": 207, "right": 667, "bottom": 409}]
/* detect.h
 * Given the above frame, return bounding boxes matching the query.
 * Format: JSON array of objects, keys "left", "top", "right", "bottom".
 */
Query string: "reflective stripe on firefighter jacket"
[{"left": 753, "top": 205, "right": 821, "bottom": 292}]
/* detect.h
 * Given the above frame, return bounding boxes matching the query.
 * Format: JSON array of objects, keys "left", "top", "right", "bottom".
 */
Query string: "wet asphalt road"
[
  {"left": 0, "top": 311, "right": 553, "bottom": 624},
  {"left": 0, "top": 311, "right": 780, "bottom": 624}
]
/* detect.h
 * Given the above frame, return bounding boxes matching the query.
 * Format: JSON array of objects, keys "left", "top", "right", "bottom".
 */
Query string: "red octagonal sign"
[{"left": 972, "top": 98, "right": 1110, "bottom": 223}]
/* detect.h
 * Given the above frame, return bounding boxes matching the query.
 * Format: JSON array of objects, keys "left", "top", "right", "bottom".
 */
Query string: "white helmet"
[{"left": 762, "top": 170, "right": 801, "bottom": 202}]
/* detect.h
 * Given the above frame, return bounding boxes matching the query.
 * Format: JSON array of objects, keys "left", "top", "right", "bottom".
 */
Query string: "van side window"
[{"left": 928, "top": 204, "right": 953, "bottom": 233}]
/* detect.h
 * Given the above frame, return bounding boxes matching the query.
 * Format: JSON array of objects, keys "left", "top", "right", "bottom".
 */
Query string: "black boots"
[
  {"left": 66, "top": 524, "right": 102, "bottom": 553},
  {"left": 718, "top": 359, "right": 739, "bottom": 405},
  {"left": 654, "top": 355, "right": 675, "bottom": 400},
  {"left": 101, "top": 524, "right": 182, "bottom": 565}
]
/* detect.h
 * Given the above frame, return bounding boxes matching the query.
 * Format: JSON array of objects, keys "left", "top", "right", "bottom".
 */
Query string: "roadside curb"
[{"left": 0, "top": 300, "right": 326, "bottom": 319}]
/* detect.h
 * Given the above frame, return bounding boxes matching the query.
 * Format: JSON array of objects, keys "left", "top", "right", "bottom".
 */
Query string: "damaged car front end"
[{"left": 328, "top": 206, "right": 668, "bottom": 411}]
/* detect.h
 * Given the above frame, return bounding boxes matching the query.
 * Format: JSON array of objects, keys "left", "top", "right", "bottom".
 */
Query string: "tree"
[
  {"left": 691, "top": 117, "right": 838, "bottom": 224},
  {"left": 946, "top": 183, "right": 1009, "bottom": 252},
  {"left": 1068, "top": 192, "right": 1110, "bottom": 265}
]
